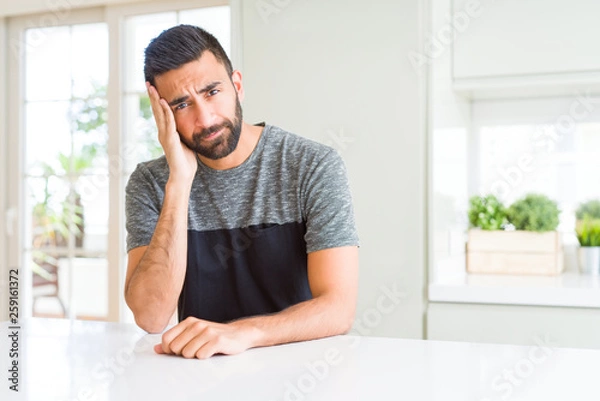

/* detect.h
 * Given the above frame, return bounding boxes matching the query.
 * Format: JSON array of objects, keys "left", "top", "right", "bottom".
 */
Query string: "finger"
[
  {"left": 146, "top": 81, "right": 159, "bottom": 100},
  {"left": 168, "top": 322, "right": 208, "bottom": 356},
  {"left": 178, "top": 333, "right": 218, "bottom": 359},
  {"left": 146, "top": 84, "right": 162, "bottom": 114},
  {"left": 154, "top": 343, "right": 165, "bottom": 354},
  {"left": 180, "top": 333, "right": 211, "bottom": 359},
  {"left": 158, "top": 98, "right": 176, "bottom": 134},
  {"left": 146, "top": 84, "right": 165, "bottom": 127},
  {"left": 194, "top": 338, "right": 221, "bottom": 360},
  {"left": 181, "top": 326, "right": 224, "bottom": 359},
  {"left": 161, "top": 320, "right": 194, "bottom": 354},
  {"left": 145, "top": 82, "right": 158, "bottom": 103}
]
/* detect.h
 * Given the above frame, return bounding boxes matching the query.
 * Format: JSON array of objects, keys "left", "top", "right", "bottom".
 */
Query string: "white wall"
[{"left": 240, "top": 0, "right": 427, "bottom": 338}]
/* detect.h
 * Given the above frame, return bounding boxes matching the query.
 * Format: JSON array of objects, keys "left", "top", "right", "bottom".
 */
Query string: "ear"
[{"left": 231, "top": 70, "right": 244, "bottom": 102}]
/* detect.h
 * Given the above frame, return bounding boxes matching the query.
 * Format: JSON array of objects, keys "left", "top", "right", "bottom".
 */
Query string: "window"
[
  {"left": 432, "top": 96, "right": 600, "bottom": 276},
  {"left": 24, "top": 23, "right": 110, "bottom": 319}
]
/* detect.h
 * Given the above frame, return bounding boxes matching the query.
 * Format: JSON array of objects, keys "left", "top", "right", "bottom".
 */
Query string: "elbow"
[
  {"left": 320, "top": 294, "right": 356, "bottom": 336},
  {"left": 131, "top": 304, "right": 170, "bottom": 333},
  {"left": 126, "top": 295, "right": 170, "bottom": 334},
  {"left": 332, "top": 303, "right": 356, "bottom": 336},
  {"left": 338, "top": 313, "right": 355, "bottom": 335},
  {"left": 327, "top": 317, "right": 353, "bottom": 337},
  {"left": 340, "top": 297, "right": 357, "bottom": 334},
  {"left": 135, "top": 314, "right": 168, "bottom": 334}
]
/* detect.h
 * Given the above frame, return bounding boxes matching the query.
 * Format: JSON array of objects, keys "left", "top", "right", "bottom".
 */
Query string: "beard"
[{"left": 182, "top": 95, "right": 243, "bottom": 160}]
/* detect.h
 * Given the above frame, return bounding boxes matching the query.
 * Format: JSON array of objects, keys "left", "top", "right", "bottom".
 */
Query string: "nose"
[{"left": 192, "top": 100, "right": 216, "bottom": 129}]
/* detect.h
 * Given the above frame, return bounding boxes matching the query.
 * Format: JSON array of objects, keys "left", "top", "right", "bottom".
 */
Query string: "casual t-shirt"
[{"left": 125, "top": 124, "right": 359, "bottom": 323}]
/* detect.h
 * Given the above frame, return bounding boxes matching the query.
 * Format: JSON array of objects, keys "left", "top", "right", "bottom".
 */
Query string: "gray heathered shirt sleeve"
[
  {"left": 302, "top": 148, "right": 359, "bottom": 253},
  {"left": 125, "top": 161, "right": 166, "bottom": 252}
]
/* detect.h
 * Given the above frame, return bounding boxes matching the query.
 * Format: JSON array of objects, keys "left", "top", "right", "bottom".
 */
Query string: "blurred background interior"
[{"left": 1, "top": 0, "right": 600, "bottom": 349}]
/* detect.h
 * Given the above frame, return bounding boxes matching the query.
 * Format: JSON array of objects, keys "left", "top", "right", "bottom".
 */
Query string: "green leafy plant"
[
  {"left": 74, "top": 83, "right": 108, "bottom": 134},
  {"left": 507, "top": 193, "right": 560, "bottom": 232},
  {"left": 575, "top": 200, "right": 600, "bottom": 221},
  {"left": 576, "top": 218, "right": 600, "bottom": 247},
  {"left": 31, "top": 169, "right": 84, "bottom": 287},
  {"left": 468, "top": 194, "right": 507, "bottom": 230},
  {"left": 57, "top": 145, "right": 98, "bottom": 174}
]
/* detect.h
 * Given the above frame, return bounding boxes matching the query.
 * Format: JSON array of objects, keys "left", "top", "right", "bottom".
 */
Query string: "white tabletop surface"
[{"left": 2, "top": 318, "right": 600, "bottom": 401}]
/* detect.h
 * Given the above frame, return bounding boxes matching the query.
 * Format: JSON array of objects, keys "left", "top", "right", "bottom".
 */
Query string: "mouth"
[{"left": 202, "top": 127, "right": 224, "bottom": 141}]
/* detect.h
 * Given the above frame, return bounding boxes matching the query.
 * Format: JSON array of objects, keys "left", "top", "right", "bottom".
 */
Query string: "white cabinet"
[{"left": 452, "top": 0, "right": 600, "bottom": 97}]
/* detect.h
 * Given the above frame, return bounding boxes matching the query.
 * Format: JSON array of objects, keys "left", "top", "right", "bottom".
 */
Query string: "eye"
[
  {"left": 175, "top": 102, "right": 189, "bottom": 111},
  {"left": 208, "top": 89, "right": 219, "bottom": 97}
]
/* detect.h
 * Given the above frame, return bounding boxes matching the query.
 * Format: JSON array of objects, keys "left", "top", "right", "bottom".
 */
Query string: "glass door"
[{"left": 22, "top": 22, "right": 109, "bottom": 320}]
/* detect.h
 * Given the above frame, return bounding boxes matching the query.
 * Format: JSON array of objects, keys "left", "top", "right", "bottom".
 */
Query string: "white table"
[{"left": 2, "top": 318, "right": 600, "bottom": 401}]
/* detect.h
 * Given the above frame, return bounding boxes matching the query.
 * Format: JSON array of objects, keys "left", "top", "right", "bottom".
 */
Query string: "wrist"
[
  {"left": 230, "top": 319, "right": 265, "bottom": 349},
  {"left": 166, "top": 176, "right": 194, "bottom": 192}
]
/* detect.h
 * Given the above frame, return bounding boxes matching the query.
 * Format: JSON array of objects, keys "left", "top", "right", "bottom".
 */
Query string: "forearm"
[
  {"left": 232, "top": 247, "right": 359, "bottom": 348},
  {"left": 126, "top": 180, "right": 191, "bottom": 332},
  {"left": 231, "top": 294, "right": 356, "bottom": 348}
]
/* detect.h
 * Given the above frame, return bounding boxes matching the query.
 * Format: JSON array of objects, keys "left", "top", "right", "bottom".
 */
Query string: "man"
[{"left": 124, "top": 24, "right": 359, "bottom": 360}]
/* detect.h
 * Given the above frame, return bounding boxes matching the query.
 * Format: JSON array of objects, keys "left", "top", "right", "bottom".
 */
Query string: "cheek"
[
  {"left": 220, "top": 96, "right": 238, "bottom": 117},
  {"left": 173, "top": 114, "right": 193, "bottom": 133}
]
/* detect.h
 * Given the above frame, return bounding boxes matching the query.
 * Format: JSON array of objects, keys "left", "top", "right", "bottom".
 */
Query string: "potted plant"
[
  {"left": 467, "top": 193, "right": 563, "bottom": 275},
  {"left": 507, "top": 193, "right": 560, "bottom": 233},
  {"left": 575, "top": 200, "right": 600, "bottom": 275},
  {"left": 575, "top": 200, "right": 600, "bottom": 222},
  {"left": 467, "top": 194, "right": 507, "bottom": 231}
]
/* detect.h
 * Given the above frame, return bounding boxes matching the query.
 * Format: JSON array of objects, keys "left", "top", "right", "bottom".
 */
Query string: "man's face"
[{"left": 154, "top": 51, "right": 243, "bottom": 160}]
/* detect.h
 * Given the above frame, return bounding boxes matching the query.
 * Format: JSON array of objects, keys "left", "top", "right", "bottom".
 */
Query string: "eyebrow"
[{"left": 167, "top": 81, "right": 223, "bottom": 107}]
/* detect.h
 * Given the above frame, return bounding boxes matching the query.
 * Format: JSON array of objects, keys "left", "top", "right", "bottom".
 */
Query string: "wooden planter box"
[{"left": 466, "top": 229, "right": 564, "bottom": 276}]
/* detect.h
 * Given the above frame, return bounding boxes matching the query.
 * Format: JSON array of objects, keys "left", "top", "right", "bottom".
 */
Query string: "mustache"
[{"left": 195, "top": 120, "right": 234, "bottom": 139}]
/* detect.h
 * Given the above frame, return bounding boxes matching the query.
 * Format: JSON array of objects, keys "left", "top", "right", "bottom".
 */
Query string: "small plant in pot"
[
  {"left": 506, "top": 193, "right": 560, "bottom": 233},
  {"left": 575, "top": 200, "right": 600, "bottom": 275},
  {"left": 468, "top": 194, "right": 508, "bottom": 231},
  {"left": 575, "top": 200, "right": 600, "bottom": 221},
  {"left": 466, "top": 193, "right": 563, "bottom": 275}
]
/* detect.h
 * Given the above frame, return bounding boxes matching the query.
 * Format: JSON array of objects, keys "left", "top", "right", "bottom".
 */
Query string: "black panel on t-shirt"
[{"left": 178, "top": 221, "right": 312, "bottom": 323}]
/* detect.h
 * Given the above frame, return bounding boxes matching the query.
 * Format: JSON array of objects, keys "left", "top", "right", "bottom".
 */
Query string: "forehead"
[{"left": 154, "top": 51, "right": 229, "bottom": 98}]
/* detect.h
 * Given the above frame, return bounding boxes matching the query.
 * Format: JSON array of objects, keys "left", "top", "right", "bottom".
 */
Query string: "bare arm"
[
  {"left": 156, "top": 246, "right": 359, "bottom": 358},
  {"left": 124, "top": 83, "right": 197, "bottom": 333},
  {"left": 232, "top": 246, "right": 358, "bottom": 346},
  {"left": 124, "top": 181, "right": 191, "bottom": 333}
]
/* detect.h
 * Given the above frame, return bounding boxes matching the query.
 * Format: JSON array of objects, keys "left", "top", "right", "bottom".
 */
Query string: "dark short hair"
[{"left": 144, "top": 24, "right": 233, "bottom": 86}]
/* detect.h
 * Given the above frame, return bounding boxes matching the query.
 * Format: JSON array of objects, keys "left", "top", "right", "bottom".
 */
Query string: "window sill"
[{"left": 429, "top": 257, "right": 600, "bottom": 308}]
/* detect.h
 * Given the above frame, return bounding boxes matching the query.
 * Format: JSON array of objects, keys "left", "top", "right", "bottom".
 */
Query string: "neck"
[{"left": 197, "top": 122, "right": 263, "bottom": 170}]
